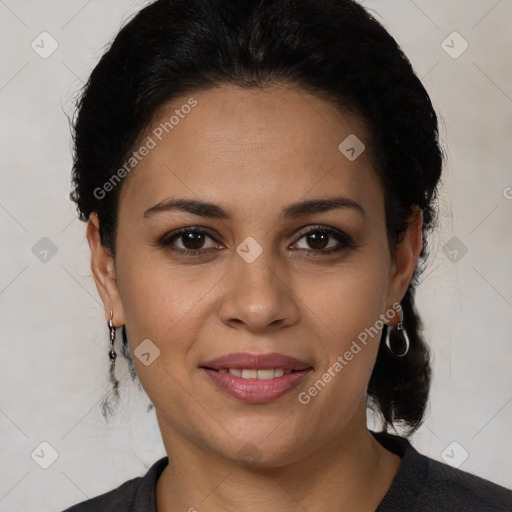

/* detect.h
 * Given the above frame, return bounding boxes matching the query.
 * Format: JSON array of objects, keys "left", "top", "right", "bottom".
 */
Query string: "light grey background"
[{"left": 1, "top": 1, "right": 511, "bottom": 510}]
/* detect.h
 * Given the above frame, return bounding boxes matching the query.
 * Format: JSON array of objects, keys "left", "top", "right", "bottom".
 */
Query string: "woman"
[{"left": 63, "top": 0, "right": 512, "bottom": 510}]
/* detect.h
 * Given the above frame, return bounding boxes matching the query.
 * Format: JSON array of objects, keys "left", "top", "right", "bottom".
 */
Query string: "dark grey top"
[{"left": 62, "top": 431, "right": 512, "bottom": 511}]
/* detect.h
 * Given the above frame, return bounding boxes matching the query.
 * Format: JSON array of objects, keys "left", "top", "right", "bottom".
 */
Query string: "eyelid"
[
  {"left": 290, "top": 225, "right": 355, "bottom": 251},
  {"left": 157, "top": 226, "right": 221, "bottom": 251},
  {"left": 292, "top": 224, "right": 352, "bottom": 243}
]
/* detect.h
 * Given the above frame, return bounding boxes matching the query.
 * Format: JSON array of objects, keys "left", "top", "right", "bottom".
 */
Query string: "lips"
[
  {"left": 201, "top": 352, "right": 312, "bottom": 371},
  {"left": 200, "top": 352, "right": 313, "bottom": 403}
]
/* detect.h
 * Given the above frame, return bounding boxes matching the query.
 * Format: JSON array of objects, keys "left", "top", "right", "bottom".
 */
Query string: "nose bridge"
[
  {"left": 219, "top": 235, "right": 298, "bottom": 329},
  {"left": 233, "top": 236, "right": 284, "bottom": 301}
]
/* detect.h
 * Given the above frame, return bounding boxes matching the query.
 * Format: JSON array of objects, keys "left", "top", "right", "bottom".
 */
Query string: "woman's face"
[{"left": 88, "top": 84, "right": 421, "bottom": 466}]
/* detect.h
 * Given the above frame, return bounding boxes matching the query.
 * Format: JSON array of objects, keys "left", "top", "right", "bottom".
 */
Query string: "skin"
[{"left": 87, "top": 84, "right": 423, "bottom": 511}]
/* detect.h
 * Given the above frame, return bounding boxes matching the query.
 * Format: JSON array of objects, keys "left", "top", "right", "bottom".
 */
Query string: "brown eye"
[
  {"left": 304, "top": 231, "right": 330, "bottom": 250},
  {"left": 158, "top": 227, "right": 221, "bottom": 255},
  {"left": 179, "top": 231, "right": 207, "bottom": 250},
  {"left": 291, "top": 226, "right": 355, "bottom": 255}
]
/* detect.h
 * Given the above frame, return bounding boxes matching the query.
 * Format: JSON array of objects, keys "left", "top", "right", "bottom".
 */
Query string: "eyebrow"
[{"left": 143, "top": 196, "right": 366, "bottom": 220}]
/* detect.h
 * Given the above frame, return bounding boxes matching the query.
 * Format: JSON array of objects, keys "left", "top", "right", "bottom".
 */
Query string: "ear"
[
  {"left": 385, "top": 206, "right": 423, "bottom": 314},
  {"left": 86, "top": 213, "right": 125, "bottom": 327}
]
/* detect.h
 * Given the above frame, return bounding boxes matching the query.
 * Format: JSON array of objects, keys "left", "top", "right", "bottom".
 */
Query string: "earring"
[
  {"left": 108, "top": 311, "right": 120, "bottom": 398},
  {"left": 384, "top": 304, "right": 410, "bottom": 357}
]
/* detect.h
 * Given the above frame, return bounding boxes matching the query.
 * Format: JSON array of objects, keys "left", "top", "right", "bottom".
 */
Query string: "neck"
[{"left": 155, "top": 410, "right": 401, "bottom": 512}]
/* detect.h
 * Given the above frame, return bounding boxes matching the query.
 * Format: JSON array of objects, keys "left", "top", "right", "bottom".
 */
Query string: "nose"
[{"left": 217, "top": 244, "right": 300, "bottom": 333}]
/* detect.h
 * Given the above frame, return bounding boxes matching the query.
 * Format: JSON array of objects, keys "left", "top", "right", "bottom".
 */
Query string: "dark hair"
[{"left": 70, "top": 0, "right": 443, "bottom": 433}]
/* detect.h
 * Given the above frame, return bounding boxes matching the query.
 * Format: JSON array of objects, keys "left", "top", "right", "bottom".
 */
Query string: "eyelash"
[{"left": 156, "top": 225, "right": 355, "bottom": 257}]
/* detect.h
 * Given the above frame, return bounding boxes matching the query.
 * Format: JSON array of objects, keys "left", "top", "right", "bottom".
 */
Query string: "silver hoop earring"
[{"left": 384, "top": 305, "right": 410, "bottom": 357}]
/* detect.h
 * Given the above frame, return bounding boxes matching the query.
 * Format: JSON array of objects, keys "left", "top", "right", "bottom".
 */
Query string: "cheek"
[
  {"left": 114, "top": 244, "right": 223, "bottom": 374},
  {"left": 296, "top": 251, "right": 389, "bottom": 391},
  {"left": 293, "top": 261, "right": 388, "bottom": 429},
  {"left": 116, "top": 236, "right": 207, "bottom": 323},
  {"left": 114, "top": 261, "right": 205, "bottom": 413},
  {"left": 301, "top": 253, "right": 390, "bottom": 343}
]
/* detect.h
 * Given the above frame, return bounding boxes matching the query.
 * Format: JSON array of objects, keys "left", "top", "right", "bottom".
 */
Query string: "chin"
[{"left": 210, "top": 429, "right": 310, "bottom": 468}]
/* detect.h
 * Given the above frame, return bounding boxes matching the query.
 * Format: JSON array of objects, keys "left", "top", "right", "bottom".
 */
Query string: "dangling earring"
[
  {"left": 108, "top": 310, "right": 120, "bottom": 398},
  {"left": 385, "top": 304, "right": 410, "bottom": 357}
]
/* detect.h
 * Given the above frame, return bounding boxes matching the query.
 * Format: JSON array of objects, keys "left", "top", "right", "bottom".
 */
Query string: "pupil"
[
  {"left": 183, "top": 232, "right": 204, "bottom": 250},
  {"left": 308, "top": 231, "right": 328, "bottom": 250}
]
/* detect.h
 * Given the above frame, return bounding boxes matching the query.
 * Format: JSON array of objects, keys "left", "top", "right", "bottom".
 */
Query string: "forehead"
[{"left": 119, "top": 84, "right": 383, "bottom": 221}]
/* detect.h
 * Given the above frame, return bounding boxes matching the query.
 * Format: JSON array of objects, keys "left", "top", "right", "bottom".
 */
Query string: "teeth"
[
  {"left": 223, "top": 368, "right": 291, "bottom": 379},
  {"left": 257, "top": 369, "right": 275, "bottom": 380}
]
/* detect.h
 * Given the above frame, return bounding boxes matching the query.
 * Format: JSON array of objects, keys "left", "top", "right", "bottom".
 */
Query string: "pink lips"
[
  {"left": 200, "top": 352, "right": 313, "bottom": 403},
  {"left": 202, "top": 352, "right": 312, "bottom": 371}
]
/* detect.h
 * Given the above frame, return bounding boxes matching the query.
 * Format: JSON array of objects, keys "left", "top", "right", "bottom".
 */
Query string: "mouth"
[
  {"left": 200, "top": 352, "right": 313, "bottom": 403},
  {"left": 205, "top": 368, "right": 295, "bottom": 379}
]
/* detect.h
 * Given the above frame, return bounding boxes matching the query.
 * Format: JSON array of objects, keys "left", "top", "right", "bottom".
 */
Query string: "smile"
[{"left": 216, "top": 368, "right": 291, "bottom": 379}]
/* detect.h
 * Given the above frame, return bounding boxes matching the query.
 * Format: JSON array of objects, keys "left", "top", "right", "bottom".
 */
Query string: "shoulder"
[
  {"left": 61, "top": 456, "right": 169, "bottom": 512},
  {"left": 421, "top": 455, "right": 512, "bottom": 510},
  {"left": 372, "top": 431, "right": 512, "bottom": 512},
  {"left": 61, "top": 476, "right": 141, "bottom": 511}
]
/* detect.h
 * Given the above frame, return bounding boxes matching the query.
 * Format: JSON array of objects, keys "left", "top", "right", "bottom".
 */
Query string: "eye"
[
  {"left": 157, "top": 225, "right": 355, "bottom": 257},
  {"left": 290, "top": 226, "right": 355, "bottom": 255},
  {"left": 157, "top": 227, "right": 221, "bottom": 255}
]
